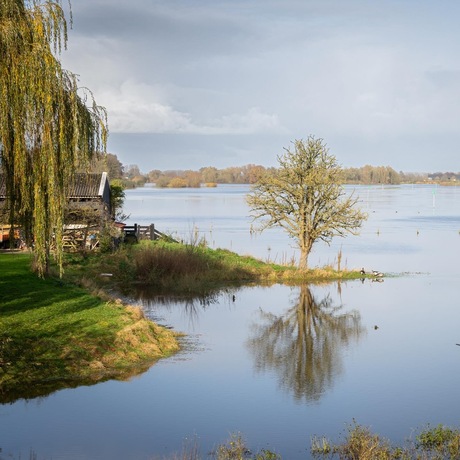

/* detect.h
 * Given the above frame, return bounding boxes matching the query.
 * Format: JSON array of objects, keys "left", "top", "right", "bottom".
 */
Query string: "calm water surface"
[{"left": 2, "top": 184, "right": 460, "bottom": 459}]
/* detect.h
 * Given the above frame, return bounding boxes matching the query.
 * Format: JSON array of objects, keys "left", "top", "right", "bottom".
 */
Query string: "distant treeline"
[
  {"left": 88, "top": 154, "right": 459, "bottom": 188},
  {"left": 128, "top": 165, "right": 458, "bottom": 188}
]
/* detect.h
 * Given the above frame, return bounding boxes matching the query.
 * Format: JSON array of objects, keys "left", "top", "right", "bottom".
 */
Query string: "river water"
[{"left": 2, "top": 184, "right": 460, "bottom": 459}]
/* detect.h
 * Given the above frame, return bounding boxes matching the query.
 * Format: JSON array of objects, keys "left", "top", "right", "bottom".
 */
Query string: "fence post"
[{"left": 150, "top": 224, "right": 155, "bottom": 240}]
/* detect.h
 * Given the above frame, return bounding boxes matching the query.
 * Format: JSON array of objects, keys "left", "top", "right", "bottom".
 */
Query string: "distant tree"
[
  {"left": 200, "top": 166, "right": 219, "bottom": 184},
  {"left": 342, "top": 165, "right": 401, "bottom": 184},
  {"left": 183, "top": 170, "right": 201, "bottom": 188},
  {"left": 131, "top": 175, "right": 148, "bottom": 187},
  {"left": 247, "top": 136, "right": 367, "bottom": 269},
  {"left": 0, "top": 0, "right": 107, "bottom": 276},
  {"left": 244, "top": 164, "right": 266, "bottom": 184},
  {"left": 148, "top": 169, "right": 162, "bottom": 183},
  {"left": 89, "top": 153, "right": 123, "bottom": 179},
  {"left": 218, "top": 167, "right": 244, "bottom": 183},
  {"left": 168, "top": 177, "right": 187, "bottom": 188},
  {"left": 155, "top": 175, "right": 171, "bottom": 188},
  {"left": 401, "top": 171, "right": 427, "bottom": 183},
  {"left": 124, "top": 164, "right": 141, "bottom": 179}
]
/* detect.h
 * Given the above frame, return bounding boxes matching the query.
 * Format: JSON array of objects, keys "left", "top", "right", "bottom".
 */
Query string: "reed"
[
  {"left": 69, "top": 240, "right": 367, "bottom": 297},
  {"left": 311, "top": 421, "right": 460, "bottom": 460}
]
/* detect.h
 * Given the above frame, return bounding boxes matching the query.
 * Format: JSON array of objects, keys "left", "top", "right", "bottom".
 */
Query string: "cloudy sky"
[{"left": 60, "top": 0, "right": 460, "bottom": 173}]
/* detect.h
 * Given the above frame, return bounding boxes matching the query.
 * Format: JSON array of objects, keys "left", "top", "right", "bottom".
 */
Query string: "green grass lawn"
[{"left": 0, "top": 251, "right": 179, "bottom": 402}]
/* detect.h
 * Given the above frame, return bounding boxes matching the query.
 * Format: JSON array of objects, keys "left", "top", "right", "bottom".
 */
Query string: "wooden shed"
[
  {"left": 0, "top": 172, "right": 113, "bottom": 250},
  {"left": 66, "top": 172, "right": 111, "bottom": 223},
  {"left": 64, "top": 172, "right": 113, "bottom": 251}
]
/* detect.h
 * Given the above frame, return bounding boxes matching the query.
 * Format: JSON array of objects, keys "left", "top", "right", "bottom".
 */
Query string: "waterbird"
[
  {"left": 372, "top": 270, "right": 383, "bottom": 277},
  {"left": 360, "top": 268, "right": 366, "bottom": 275}
]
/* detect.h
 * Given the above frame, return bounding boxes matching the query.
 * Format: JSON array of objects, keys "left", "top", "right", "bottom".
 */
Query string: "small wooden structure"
[
  {"left": 66, "top": 172, "right": 111, "bottom": 221},
  {"left": 0, "top": 172, "right": 175, "bottom": 250},
  {"left": 0, "top": 172, "right": 112, "bottom": 250},
  {"left": 122, "top": 223, "right": 175, "bottom": 243},
  {"left": 63, "top": 172, "right": 112, "bottom": 251}
]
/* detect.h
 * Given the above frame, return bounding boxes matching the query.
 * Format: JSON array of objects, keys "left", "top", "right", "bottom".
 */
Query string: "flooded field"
[{"left": 2, "top": 184, "right": 460, "bottom": 459}]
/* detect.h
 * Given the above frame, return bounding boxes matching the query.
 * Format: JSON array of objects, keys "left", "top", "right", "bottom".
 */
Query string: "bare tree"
[{"left": 246, "top": 136, "right": 367, "bottom": 269}]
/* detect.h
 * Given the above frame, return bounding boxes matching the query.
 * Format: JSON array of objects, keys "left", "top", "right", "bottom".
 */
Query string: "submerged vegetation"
[
  {"left": 311, "top": 421, "right": 460, "bottom": 460},
  {"left": 152, "top": 424, "right": 460, "bottom": 459},
  {"left": 121, "top": 423, "right": 460, "bottom": 459}
]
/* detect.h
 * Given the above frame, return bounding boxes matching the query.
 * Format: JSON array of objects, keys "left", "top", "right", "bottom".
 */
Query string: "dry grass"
[
  {"left": 71, "top": 240, "right": 366, "bottom": 298},
  {"left": 311, "top": 422, "right": 460, "bottom": 460}
]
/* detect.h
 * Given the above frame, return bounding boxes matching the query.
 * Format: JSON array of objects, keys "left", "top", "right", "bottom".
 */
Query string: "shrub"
[
  {"left": 416, "top": 424, "right": 460, "bottom": 458},
  {"left": 311, "top": 421, "right": 460, "bottom": 460},
  {"left": 168, "top": 177, "right": 188, "bottom": 188}
]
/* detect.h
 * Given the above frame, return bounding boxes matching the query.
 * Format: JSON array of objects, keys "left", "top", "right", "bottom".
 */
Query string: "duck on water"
[{"left": 360, "top": 268, "right": 384, "bottom": 277}]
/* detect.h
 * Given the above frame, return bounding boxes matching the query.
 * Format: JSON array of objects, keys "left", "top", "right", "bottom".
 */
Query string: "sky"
[{"left": 59, "top": 0, "right": 460, "bottom": 173}]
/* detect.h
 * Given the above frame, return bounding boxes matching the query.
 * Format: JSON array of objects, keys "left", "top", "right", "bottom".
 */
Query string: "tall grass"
[
  {"left": 157, "top": 433, "right": 280, "bottom": 460},
  {"left": 85, "top": 240, "right": 285, "bottom": 295},
  {"left": 311, "top": 421, "right": 460, "bottom": 459},
  {"left": 75, "top": 240, "right": 366, "bottom": 298}
]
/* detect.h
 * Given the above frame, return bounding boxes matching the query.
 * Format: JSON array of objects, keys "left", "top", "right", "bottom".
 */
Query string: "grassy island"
[{"left": 69, "top": 240, "right": 367, "bottom": 297}]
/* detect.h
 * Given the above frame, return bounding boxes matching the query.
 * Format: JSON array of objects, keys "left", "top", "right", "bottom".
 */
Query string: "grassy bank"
[
  {"left": 0, "top": 241, "right": 370, "bottom": 402},
  {"left": 67, "top": 240, "right": 367, "bottom": 298},
  {"left": 0, "top": 251, "right": 179, "bottom": 402}
]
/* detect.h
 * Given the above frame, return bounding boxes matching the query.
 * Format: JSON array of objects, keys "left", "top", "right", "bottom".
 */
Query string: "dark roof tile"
[{"left": 0, "top": 172, "right": 107, "bottom": 198}]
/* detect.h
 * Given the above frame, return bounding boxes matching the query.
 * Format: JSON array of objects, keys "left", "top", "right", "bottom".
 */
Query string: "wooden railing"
[{"left": 122, "top": 223, "right": 177, "bottom": 242}]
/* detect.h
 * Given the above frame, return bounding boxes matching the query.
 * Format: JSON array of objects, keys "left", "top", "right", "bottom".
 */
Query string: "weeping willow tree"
[{"left": 0, "top": 0, "right": 107, "bottom": 276}]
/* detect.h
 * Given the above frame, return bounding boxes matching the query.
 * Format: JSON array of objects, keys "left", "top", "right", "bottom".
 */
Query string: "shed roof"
[
  {"left": 0, "top": 172, "right": 109, "bottom": 199},
  {"left": 69, "top": 172, "right": 108, "bottom": 198}
]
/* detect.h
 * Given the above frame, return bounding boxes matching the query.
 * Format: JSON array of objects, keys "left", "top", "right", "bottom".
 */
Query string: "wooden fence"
[{"left": 122, "top": 223, "right": 176, "bottom": 242}]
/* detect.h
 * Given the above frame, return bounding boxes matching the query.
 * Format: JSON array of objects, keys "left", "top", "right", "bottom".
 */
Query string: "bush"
[
  {"left": 168, "top": 177, "right": 188, "bottom": 188},
  {"left": 311, "top": 421, "right": 460, "bottom": 460}
]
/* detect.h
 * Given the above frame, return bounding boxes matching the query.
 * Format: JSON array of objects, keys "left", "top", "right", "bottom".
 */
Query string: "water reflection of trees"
[
  {"left": 134, "top": 288, "right": 237, "bottom": 329},
  {"left": 247, "top": 285, "right": 364, "bottom": 403}
]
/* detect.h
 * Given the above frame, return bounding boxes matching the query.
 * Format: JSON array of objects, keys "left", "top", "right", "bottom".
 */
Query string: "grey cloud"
[{"left": 61, "top": 0, "right": 460, "bottom": 172}]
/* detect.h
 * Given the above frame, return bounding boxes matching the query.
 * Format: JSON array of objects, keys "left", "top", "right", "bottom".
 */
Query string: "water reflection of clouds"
[{"left": 408, "top": 215, "right": 460, "bottom": 226}]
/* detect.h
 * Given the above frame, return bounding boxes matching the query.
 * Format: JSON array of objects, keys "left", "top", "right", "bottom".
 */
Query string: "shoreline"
[{"left": 0, "top": 252, "right": 180, "bottom": 403}]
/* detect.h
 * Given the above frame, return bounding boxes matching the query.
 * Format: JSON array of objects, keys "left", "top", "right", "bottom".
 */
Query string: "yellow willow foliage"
[{"left": 0, "top": 0, "right": 107, "bottom": 277}]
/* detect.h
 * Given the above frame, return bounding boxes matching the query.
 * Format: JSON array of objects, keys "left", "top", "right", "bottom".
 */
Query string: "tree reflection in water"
[
  {"left": 134, "top": 288, "right": 235, "bottom": 330},
  {"left": 246, "top": 284, "right": 365, "bottom": 403}
]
